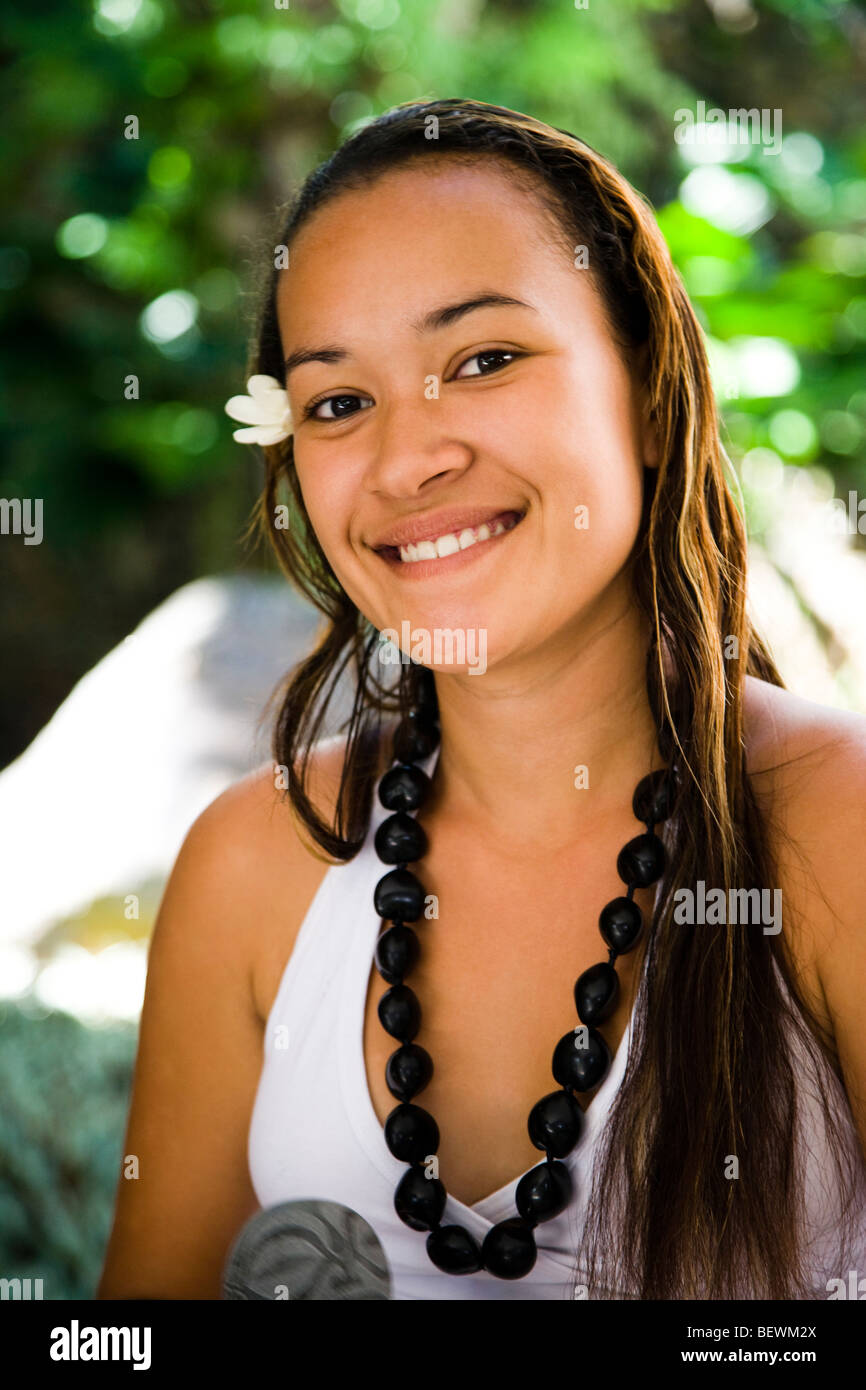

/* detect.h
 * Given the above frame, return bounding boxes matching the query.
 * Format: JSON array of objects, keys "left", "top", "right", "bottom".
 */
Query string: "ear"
[
  {"left": 641, "top": 398, "right": 661, "bottom": 470},
  {"left": 633, "top": 343, "right": 661, "bottom": 471}
]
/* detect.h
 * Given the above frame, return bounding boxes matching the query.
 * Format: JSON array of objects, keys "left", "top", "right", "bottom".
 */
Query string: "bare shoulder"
[
  {"left": 744, "top": 674, "right": 866, "bottom": 909},
  {"left": 189, "top": 733, "right": 362, "bottom": 1023},
  {"left": 743, "top": 676, "right": 866, "bottom": 1141},
  {"left": 743, "top": 674, "right": 866, "bottom": 781},
  {"left": 191, "top": 734, "right": 351, "bottom": 873},
  {"left": 96, "top": 734, "right": 364, "bottom": 1298},
  {"left": 743, "top": 676, "right": 866, "bottom": 895}
]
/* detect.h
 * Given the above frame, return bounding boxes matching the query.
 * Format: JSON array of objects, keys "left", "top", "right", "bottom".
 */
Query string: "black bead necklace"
[{"left": 372, "top": 689, "right": 675, "bottom": 1281}]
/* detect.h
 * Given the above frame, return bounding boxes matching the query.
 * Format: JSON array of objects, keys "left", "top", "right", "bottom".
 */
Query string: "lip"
[
  {"left": 368, "top": 505, "right": 525, "bottom": 551},
  {"left": 372, "top": 509, "right": 526, "bottom": 579}
]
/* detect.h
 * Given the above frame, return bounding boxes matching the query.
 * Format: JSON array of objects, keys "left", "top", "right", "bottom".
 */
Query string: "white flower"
[{"left": 225, "top": 374, "right": 293, "bottom": 445}]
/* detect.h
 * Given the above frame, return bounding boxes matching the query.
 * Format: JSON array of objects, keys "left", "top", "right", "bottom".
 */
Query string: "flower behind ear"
[{"left": 225, "top": 374, "right": 293, "bottom": 445}]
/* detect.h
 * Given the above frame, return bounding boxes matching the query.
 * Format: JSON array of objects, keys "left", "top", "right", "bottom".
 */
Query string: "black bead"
[
  {"left": 552, "top": 1026, "right": 612, "bottom": 1092},
  {"left": 574, "top": 961, "right": 620, "bottom": 1025},
  {"left": 599, "top": 896, "right": 644, "bottom": 953},
  {"left": 374, "top": 867, "right": 425, "bottom": 923},
  {"left": 384, "top": 1102, "right": 439, "bottom": 1163},
  {"left": 386, "top": 1042, "right": 434, "bottom": 1101},
  {"left": 394, "top": 1165, "right": 446, "bottom": 1231},
  {"left": 379, "top": 763, "right": 432, "bottom": 813},
  {"left": 374, "top": 810, "right": 428, "bottom": 865},
  {"left": 480, "top": 1217, "right": 537, "bottom": 1279},
  {"left": 375, "top": 924, "right": 420, "bottom": 984},
  {"left": 616, "top": 832, "right": 666, "bottom": 888},
  {"left": 377, "top": 983, "right": 421, "bottom": 1041},
  {"left": 410, "top": 665, "right": 438, "bottom": 716},
  {"left": 633, "top": 769, "right": 676, "bottom": 826},
  {"left": 515, "top": 1160, "right": 573, "bottom": 1226},
  {"left": 426, "top": 1224, "right": 483, "bottom": 1274},
  {"left": 528, "top": 1090, "right": 586, "bottom": 1157},
  {"left": 394, "top": 711, "right": 440, "bottom": 764}
]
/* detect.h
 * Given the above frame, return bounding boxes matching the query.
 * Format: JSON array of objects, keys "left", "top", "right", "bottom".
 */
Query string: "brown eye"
[
  {"left": 304, "top": 392, "right": 374, "bottom": 422},
  {"left": 455, "top": 349, "right": 519, "bottom": 378}
]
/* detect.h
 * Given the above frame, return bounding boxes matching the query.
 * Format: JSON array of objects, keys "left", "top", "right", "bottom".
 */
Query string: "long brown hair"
[{"left": 241, "top": 98, "right": 862, "bottom": 1298}]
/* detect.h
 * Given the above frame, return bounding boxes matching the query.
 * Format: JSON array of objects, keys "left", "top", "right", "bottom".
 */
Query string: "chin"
[{"left": 374, "top": 617, "right": 491, "bottom": 678}]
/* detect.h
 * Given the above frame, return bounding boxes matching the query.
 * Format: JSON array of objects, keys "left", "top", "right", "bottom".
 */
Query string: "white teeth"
[
  {"left": 435, "top": 533, "right": 461, "bottom": 558},
  {"left": 396, "top": 515, "right": 516, "bottom": 564}
]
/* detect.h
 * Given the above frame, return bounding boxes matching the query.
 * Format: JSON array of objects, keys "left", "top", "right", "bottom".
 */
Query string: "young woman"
[{"left": 98, "top": 98, "right": 866, "bottom": 1301}]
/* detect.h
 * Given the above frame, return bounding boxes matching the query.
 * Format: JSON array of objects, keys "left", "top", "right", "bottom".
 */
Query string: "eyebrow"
[{"left": 282, "top": 292, "right": 536, "bottom": 379}]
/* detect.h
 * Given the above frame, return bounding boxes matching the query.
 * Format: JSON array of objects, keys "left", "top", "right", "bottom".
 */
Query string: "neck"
[{"left": 424, "top": 595, "right": 662, "bottom": 855}]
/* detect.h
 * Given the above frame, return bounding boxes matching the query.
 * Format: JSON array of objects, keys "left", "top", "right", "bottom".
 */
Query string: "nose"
[{"left": 363, "top": 387, "right": 474, "bottom": 498}]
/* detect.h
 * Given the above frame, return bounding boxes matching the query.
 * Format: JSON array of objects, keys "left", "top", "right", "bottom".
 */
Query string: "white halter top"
[{"left": 247, "top": 739, "right": 866, "bottom": 1300}]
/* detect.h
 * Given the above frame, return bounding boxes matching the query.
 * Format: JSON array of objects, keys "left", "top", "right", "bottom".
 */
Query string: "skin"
[
  {"left": 280, "top": 160, "right": 662, "bottom": 852},
  {"left": 97, "top": 160, "right": 866, "bottom": 1299}
]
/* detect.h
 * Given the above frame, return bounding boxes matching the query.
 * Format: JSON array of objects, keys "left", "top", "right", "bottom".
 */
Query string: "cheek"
[
  {"left": 538, "top": 403, "right": 646, "bottom": 582},
  {"left": 294, "top": 469, "right": 353, "bottom": 573},
  {"left": 295, "top": 465, "right": 389, "bottom": 621},
  {"left": 569, "top": 467, "right": 646, "bottom": 596},
  {"left": 295, "top": 458, "right": 346, "bottom": 538}
]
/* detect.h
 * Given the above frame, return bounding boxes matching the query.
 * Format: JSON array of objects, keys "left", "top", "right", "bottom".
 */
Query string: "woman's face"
[{"left": 276, "top": 159, "right": 658, "bottom": 674}]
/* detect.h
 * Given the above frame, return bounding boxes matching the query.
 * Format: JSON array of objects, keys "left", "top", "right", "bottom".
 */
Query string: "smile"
[{"left": 375, "top": 509, "right": 525, "bottom": 571}]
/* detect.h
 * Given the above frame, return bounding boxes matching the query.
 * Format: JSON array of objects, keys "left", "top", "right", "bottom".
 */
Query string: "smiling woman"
[{"left": 98, "top": 98, "right": 866, "bottom": 1302}]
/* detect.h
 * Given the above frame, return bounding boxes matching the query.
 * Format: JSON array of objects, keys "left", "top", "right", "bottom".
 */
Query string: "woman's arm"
[
  {"left": 803, "top": 729, "right": 866, "bottom": 1166},
  {"left": 747, "top": 678, "right": 866, "bottom": 1167},
  {"left": 96, "top": 748, "right": 345, "bottom": 1299}
]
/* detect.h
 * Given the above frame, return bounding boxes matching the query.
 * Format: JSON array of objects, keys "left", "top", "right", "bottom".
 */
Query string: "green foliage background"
[
  {"left": 2, "top": 0, "right": 865, "bottom": 764},
  {"left": 1, "top": 0, "right": 865, "bottom": 1297}
]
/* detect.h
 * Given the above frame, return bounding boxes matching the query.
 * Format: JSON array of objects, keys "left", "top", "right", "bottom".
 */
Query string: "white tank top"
[{"left": 248, "top": 738, "right": 866, "bottom": 1300}]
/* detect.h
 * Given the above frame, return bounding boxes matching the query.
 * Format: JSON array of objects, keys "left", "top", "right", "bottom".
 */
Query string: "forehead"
[{"left": 275, "top": 159, "right": 579, "bottom": 340}]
